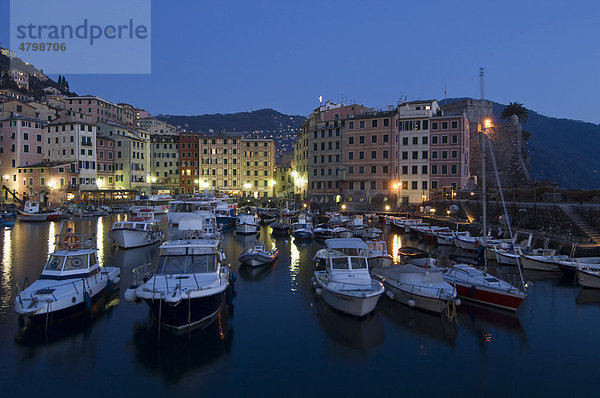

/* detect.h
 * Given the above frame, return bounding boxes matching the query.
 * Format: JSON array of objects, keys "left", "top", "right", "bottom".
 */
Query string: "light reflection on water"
[
  {"left": 96, "top": 219, "right": 104, "bottom": 265},
  {"left": 289, "top": 238, "right": 300, "bottom": 293},
  {"left": 0, "top": 228, "right": 13, "bottom": 314},
  {"left": 391, "top": 233, "right": 402, "bottom": 264},
  {"left": 48, "top": 221, "right": 56, "bottom": 254}
]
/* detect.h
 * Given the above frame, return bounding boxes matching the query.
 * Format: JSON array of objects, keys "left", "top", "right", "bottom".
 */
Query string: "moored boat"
[
  {"left": 442, "top": 264, "right": 526, "bottom": 311},
  {"left": 17, "top": 200, "right": 61, "bottom": 222},
  {"left": 14, "top": 230, "right": 120, "bottom": 324},
  {"left": 239, "top": 241, "right": 279, "bottom": 267},
  {"left": 125, "top": 218, "right": 232, "bottom": 330},
  {"left": 372, "top": 264, "right": 458, "bottom": 314},
  {"left": 313, "top": 238, "right": 384, "bottom": 317},
  {"left": 109, "top": 208, "right": 164, "bottom": 249},
  {"left": 237, "top": 214, "right": 259, "bottom": 234}
]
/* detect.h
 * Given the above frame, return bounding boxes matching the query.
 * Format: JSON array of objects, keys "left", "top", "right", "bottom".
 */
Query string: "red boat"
[
  {"left": 442, "top": 264, "right": 526, "bottom": 311},
  {"left": 17, "top": 201, "right": 62, "bottom": 222}
]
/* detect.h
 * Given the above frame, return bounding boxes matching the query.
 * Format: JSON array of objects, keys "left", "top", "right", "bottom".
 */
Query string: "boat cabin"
[
  {"left": 41, "top": 233, "right": 99, "bottom": 279},
  {"left": 367, "top": 240, "right": 388, "bottom": 255}
]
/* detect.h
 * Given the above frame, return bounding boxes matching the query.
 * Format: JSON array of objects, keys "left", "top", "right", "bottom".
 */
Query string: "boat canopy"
[{"left": 325, "top": 238, "right": 368, "bottom": 250}]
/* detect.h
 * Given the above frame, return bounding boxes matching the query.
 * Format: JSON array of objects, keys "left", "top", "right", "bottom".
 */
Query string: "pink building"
[
  {"left": 344, "top": 110, "right": 399, "bottom": 206},
  {"left": 97, "top": 135, "right": 115, "bottom": 189},
  {"left": 429, "top": 112, "right": 470, "bottom": 192},
  {"left": 0, "top": 114, "right": 46, "bottom": 202}
]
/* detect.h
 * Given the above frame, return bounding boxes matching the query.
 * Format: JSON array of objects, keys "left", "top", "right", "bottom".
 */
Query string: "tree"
[{"left": 501, "top": 101, "right": 529, "bottom": 124}]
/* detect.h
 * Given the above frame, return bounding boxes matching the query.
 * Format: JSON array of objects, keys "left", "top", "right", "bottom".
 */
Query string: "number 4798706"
[{"left": 18, "top": 42, "right": 66, "bottom": 51}]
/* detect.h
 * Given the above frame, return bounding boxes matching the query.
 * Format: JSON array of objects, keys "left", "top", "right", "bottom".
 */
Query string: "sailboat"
[{"left": 443, "top": 70, "right": 527, "bottom": 311}]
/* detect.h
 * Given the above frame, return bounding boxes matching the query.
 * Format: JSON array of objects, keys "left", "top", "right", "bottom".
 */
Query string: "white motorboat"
[
  {"left": 239, "top": 241, "right": 279, "bottom": 267},
  {"left": 14, "top": 230, "right": 120, "bottom": 324},
  {"left": 577, "top": 268, "right": 600, "bottom": 289},
  {"left": 332, "top": 226, "right": 353, "bottom": 238},
  {"left": 237, "top": 214, "right": 259, "bottom": 234},
  {"left": 366, "top": 240, "right": 393, "bottom": 268},
  {"left": 520, "top": 254, "right": 570, "bottom": 271},
  {"left": 125, "top": 218, "right": 232, "bottom": 330},
  {"left": 372, "top": 264, "right": 458, "bottom": 314},
  {"left": 442, "top": 264, "right": 526, "bottom": 311},
  {"left": 167, "top": 198, "right": 217, "bottom": 225},
  {"left": 109, "top": 208, "right": 164, "bottom": 249},
  {"left": 17, "top": 200, "right": 61, "bottom": 222},
  {"left": 312, "top": 238, "right": 384, "bottom": 317},
  {"left": 314, "top": 224, "right": 334, "bottom": 240},
  {"left": 131, "top": 194, "right": 173, "bottom": 215}
]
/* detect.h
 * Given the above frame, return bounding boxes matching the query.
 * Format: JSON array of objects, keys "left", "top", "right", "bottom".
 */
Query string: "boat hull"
[
  {"left": 382, "top": 280, "right": 448, "bottom": 314},
  {"left": 454, "top": 283, "right": 524, "bottom": 311},
  {"left": 216, "top": 216, "right": 236, "bottom": 230},
  {"left": 17, "top": 210, "right": 61, "bottom": 222},
  {"left": 578, "top": 270, "right": 600, "bottom": 289},
  {"left": 144, "top": 291, "right": 225, "bottom": 329},
  {"left": 15, "top": 268, "right": 120, "bottom": 324},
  {"left": 520, "top": 256, "right": 561, "bottom": 272},
  {"left": 237, "top": 224, "right": 258, "bottom": 234},
  {"left": 109, "top": 229, "right": 161, "bottom": 249}
]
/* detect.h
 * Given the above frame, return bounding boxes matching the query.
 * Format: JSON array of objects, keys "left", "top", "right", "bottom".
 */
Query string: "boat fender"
[
  {"left": 315, "top": 287, "right": 322, "bottom": 295},
  {"left": 407, "top": 299, "right": 416, "bottom": 307},
  {"left": 455, "top": 298, "right": 461, "bottom": 306},
  {"left": 107, "top": 279, "right": 115, "bottom": 293},
  {"left": 124, "top": 287, "right": 137, "bottom": 302},
  {"left": 386, "top": 290, "right": 394, "bottom": 299},
  {"left": 469, "top": 285, "right": 476, "bottom": 298},
  {"left": 83, "top": 291, "right": 92, "bottom": 308}
]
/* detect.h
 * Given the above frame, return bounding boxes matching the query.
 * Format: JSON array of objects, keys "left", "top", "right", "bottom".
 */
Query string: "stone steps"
[{"left": 560, "top": 205, "right": 600, "bottom": 244}]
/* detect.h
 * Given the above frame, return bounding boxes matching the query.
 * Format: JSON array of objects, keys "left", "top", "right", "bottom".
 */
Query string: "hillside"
[{"left": 156, "top": 109, "right": 305, "bottom": 134}]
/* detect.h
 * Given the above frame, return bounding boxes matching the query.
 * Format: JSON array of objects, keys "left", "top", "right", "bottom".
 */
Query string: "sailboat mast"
[{"left": 480, "top": 67, "right": 487, "bottom": 254}]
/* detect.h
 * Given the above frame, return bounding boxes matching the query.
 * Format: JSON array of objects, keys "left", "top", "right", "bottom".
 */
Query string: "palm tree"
[{"left": 501, "top": 102, "right": 528, "bottom": 124}]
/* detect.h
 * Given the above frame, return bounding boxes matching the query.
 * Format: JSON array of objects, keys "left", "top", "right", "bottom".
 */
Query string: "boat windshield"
[
  {"left": 45, "top": 255, "right": 65, "bottom": 271},
  {"left": 330, "top": 257, "right": 349, "bottom": 270},
  {"left": 350, "top": 257, "right": 368, "bottom": 270},
  {"left": 64, "top": 254, "right": 89, "bottom": 271},
  {"left": 160, "top": 254, "right": 218, "bottom": 274}
]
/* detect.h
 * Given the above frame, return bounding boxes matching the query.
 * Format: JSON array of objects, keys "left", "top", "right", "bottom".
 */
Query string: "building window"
[
  {"left": 371, "top": 166, "right": 376, "bottom": 174},
  {"left": 451, "top": 165, "right": 457, "bottom": 174},
  {"left": 371, "top": 151, "right": 376, "bottom": 159},
  {"left": 442, "top": 122, "right": 448, "bottom": 129},
  {"left": 348, "top": 152, "right": 353, "bottom": 160},
  {"left": 383, "top": 166, "right": 389, "bottom": 174},
  {"left": 452, "top": 150, "right": 457, "bottom": 158},
  {"left": 359, "top": 136, "right": 365, "bottom": 144},
  {"left": 412, "top": 166, "right": 418, "bottom": 175},
  {"left": 451, "top": 121, "right": 458, "bottom": 129},
  {"left": 348, "top": 137, "right": 354, "bottom": 145},
  {"left": 359, "top": 121, "right": 365, "bottom": 129},
  {"left": 402, "top": 137, "right": 408, "bottom": 145},
  {"left": 422, "top": 165, "right": 428, "bottom": 174},
  {"left": 383, "top": 134, "right": 389, "bottom": 142},
  {"left": 383, "top": 150, "right": 388, "bottom": 159},
  {"left": 452, "top": 135, "right": 458, "bottom": 144},
  {"left": 348, "top": 121, "right": 354, "bottom": 129},
  {"left": 411, "top": 181, "right": 418, "bottom": 190},
  {"left": 432, "top": 122, "right": 438, "bottom": 130},
  {"left": 371, "top": 135, "right": 377, "bottom": 143},
  {"left": 441, "top": 165, "right": 448, "bottom": 174},
  {"left": 432, "top": 165, "right": 438, "bottom": 174},
  {"left": 442, "top": 151, "right": 448, "bottom": 159},
  {"left": 442, "top": 136, "right": 448, "bottom": 144}
]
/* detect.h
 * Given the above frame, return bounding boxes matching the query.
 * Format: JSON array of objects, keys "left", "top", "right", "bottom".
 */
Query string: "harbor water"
[{"left": 0, "top": 216, "right": 598, "bottom": 397}]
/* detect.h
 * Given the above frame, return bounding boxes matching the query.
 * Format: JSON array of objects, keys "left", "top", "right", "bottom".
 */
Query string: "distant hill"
[
  {"left": 442, "top": 98, "right": 600, "bottom": 189},
  {"left": 156, "top": 109, "right": 305, "bottom": 134}
]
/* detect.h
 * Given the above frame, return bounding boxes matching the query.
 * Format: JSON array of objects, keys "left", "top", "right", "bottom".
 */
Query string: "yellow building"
[{"left": 198, "top": 132, "right": 276, "bottom": 198}]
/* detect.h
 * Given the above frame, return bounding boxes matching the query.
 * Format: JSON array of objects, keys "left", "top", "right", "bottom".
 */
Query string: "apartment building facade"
[
  {"left": 179, "top": 132, "right": 201, "bottom": 194},
  {"left": 429, "top": 113, "right": 470, "bottom": 191},
  {"left": 64, "top": 96, "right": 136, "bottom": 127},
  {"left": 150, "top": 133, "right": 179, "bottom": 194},
  {"left": 96, "top": 135, "right": 115, "bottom": 190},
  {"left": 197, "top": 132, "right": 276, "bottom": 198},
  {"left": 97, "top": 121, "right": 150, "bottom": 194},
  {"left": 0, "top": 114, "right": 46, "bottom": 201},
  {"left": 45, "top": 121, "right": 98, "bottom": 191}
]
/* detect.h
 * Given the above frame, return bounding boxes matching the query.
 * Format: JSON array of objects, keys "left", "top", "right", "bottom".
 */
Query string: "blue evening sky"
[{"left": 1, "top": 0, "right": 599, "bottom": 123}]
